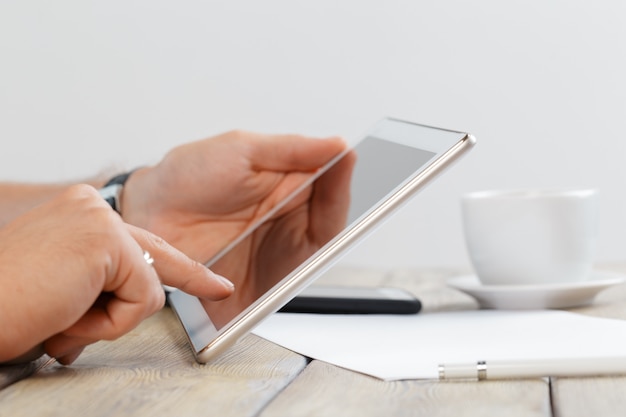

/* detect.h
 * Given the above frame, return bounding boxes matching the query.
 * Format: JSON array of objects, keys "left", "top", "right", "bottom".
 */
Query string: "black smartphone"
[{"left": 279, "top": 286, "right": 421, "bottom": 315}]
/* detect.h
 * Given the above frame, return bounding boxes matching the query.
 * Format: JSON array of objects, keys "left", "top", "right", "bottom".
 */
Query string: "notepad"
[{"left": 253, "top": 310, "right": 626, "bottom": 380}]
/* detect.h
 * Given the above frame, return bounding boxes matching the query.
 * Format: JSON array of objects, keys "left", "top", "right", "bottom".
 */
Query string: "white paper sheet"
[{"left": 253, "top": 310, "right": 626, "bottom": 380}]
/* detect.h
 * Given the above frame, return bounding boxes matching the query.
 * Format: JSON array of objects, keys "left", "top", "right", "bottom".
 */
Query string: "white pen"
[{"left": 438, "top": 357, "right": 626, "bottom": 380}]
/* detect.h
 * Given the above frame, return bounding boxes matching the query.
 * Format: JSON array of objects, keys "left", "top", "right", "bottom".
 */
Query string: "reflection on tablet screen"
[{"left": 201, "top": 136, "right": 436, "bottom": 329}]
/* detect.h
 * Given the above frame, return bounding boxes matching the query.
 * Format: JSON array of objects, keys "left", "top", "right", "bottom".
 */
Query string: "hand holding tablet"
[{"left": 168, "top": 118, "right": 476, "bottom": 363}]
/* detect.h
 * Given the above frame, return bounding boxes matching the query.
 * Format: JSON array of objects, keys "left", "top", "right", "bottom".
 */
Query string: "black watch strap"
[
  {"left": 104, "top": 171, "right": 134, "bottom": 188},
  {"left": 99, "top": 170, "right": 136, "bottom": 213}
]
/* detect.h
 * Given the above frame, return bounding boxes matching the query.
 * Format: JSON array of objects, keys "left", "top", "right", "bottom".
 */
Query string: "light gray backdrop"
[{"left": 1, "top": 1, "right": 624, "bottom": 269}]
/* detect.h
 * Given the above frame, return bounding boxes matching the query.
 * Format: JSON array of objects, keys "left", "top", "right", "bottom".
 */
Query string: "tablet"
[{"left": 168, "top": 117, "right": 476, "bottom": 363}]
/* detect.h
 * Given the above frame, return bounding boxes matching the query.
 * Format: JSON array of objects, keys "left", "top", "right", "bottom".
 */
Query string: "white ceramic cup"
[{"left": 461, "top": 189, "right": 598, "bottom": 286}]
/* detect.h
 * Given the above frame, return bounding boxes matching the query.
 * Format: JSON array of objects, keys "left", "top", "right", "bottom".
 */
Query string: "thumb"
[{"left": 248, "top": 134, "right": 346, "bottom": 172}]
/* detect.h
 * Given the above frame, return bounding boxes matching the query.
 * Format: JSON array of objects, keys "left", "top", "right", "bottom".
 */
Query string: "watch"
[{"left": 98, "top": 171, "right": 135, "bottom": 214}]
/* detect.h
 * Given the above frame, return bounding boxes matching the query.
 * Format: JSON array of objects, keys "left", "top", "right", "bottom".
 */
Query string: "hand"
[
  {"left": 0, "top": 185, "right": 233, "bottom": 365},
  {"left": 121, "top": 130, "right": 351, "bottom": 327},
  {"left": 123, "top": 130, "right": 347, "bottom": 263},
  {"left": 203, "top": 147, "right": 356, "bottom": 326}
]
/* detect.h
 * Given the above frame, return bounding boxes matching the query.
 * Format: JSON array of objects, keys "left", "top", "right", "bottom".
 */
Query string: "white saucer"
[{"left": 447, "top": 270, "right": 626, "bottom": 310}]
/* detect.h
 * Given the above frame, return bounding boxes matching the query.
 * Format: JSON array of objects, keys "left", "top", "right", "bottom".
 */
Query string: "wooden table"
[{"left": 3, "top": 264, "right": 626, "bottom": 417}]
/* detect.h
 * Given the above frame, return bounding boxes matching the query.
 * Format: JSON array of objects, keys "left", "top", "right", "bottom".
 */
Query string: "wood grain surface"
[
  {"left": 2, "top": 264, "right": 626, "bottom": 417},
  {"left": 0, "top": 310, "right": 307, "bottom": 417},
  {"left": 260, "top": 360, "right": 551, "bottom": 417}
]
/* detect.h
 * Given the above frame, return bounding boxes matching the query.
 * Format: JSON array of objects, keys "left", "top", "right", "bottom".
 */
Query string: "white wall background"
[{"left": 1, "top": 1, "right": 625, "bottom": 269}]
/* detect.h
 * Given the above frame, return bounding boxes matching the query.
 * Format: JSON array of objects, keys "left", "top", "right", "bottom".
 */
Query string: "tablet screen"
[
  {"left": 200, "top": 136, "right": 437, "bottom": 329},
  {"left": 344, "top": 136, "right": 436, "bottom": 222},
  {"left": 168, "top": 118, "right": 474, "bottom": 361}
]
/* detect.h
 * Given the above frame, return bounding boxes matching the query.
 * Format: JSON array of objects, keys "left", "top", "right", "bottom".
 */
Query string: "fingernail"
[
  {"left": 210, "top": 271, "right": 234, "bottom": 289},
  {"left": 56, "top": 347, "right": 84, "bottom": 365}
]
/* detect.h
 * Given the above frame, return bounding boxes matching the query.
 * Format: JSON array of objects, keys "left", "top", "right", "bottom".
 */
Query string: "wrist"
[{"left": 117, "top": 166, "right": 156, "bottom": 229}]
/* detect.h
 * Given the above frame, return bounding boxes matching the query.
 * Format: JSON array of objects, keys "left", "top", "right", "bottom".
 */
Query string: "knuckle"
[
  {"left": 62, "top": 184, "right": 101, "bottom": 204},
  {"left": 227, "top": 129, "right": 244, "bottom": 138},
  {"left": 65, "top": 183, "right": 96, "bottom": 197},
  {"left": 225, "top": 129, "right": 253, "bottom": 142},
  {"left": 146, "top": 283, "right": 166, "bottom": 313},
  {"left": 62, "top": 184, "right": 115, "bottom": 221},
  {"left": 146, "top": 232, "right": 170, "bottom": 253},
  {"left": 174, "top": 258, "right": 204, "bottom": 292},
  {"left": 155, "top": 289, "right": 166, "bottom": 310}
]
